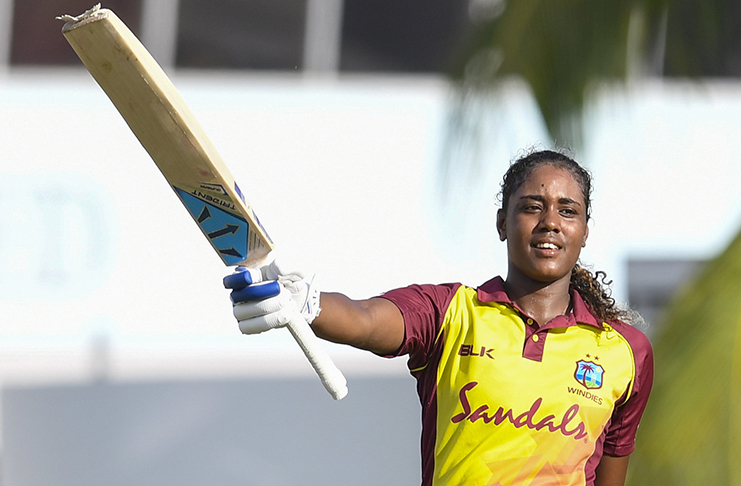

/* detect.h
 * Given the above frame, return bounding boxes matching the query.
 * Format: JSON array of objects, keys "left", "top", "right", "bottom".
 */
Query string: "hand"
[
  {"left": 224, "top": 258, "right": 348, "bottom": 400},
  {"left": 223, "top": 257, "right": 321, "bottom": 335}
]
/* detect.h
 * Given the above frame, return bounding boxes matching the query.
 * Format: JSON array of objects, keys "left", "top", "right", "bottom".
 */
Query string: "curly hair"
[{"left": 499, "top": 148, "right": 636, "bottom": 325}]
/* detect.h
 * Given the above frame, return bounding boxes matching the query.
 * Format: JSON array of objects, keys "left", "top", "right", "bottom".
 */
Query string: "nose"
[{"left": 538, "top": 207, "right": 560, "bottom": 232}]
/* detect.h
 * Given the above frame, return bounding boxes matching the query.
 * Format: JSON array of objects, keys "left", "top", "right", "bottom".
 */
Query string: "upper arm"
[
  {"left": 594, "top": 454, "right": 630, "bottom": 486},
  {"left": 603, "top": 323, "right": 654, "bottom": 455}
]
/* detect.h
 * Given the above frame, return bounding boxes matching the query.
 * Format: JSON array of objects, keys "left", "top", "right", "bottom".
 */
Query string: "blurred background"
[{"left": 1, "top": 0, "right": 740, "bottom": 484}]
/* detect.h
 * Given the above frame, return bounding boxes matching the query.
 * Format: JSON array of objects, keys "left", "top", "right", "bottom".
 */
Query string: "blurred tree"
[
  {"left": 663, "top": 0, "right": 741, "bottom": 77},
  {"left": 625, "top": 229, "right": 741, "bottom": 485},
  {"left": 448, "top": 0, "right": 740, "bottom": 148}
]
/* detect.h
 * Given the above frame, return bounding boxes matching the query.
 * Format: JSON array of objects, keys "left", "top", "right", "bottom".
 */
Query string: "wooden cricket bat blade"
[
  {"left": 58, "top": 5, "right": 348, "bottom": 400},
  {"left": 60, "top": 4, "right": 272, "bottom": 267}
]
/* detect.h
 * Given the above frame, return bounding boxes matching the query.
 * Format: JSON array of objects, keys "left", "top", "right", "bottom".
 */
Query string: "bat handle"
[{"left": 286, "top": 312, "right": 348, "bottom": 400}]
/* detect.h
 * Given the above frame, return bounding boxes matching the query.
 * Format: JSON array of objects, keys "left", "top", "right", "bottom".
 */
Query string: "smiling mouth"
[{"left": 534, "top": 242, "right": 560, "bottom": 250}]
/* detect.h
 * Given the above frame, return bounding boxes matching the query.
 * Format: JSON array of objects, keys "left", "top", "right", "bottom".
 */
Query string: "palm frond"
[
  {"left": 626, "top": 229, "right": 741, "bottom": 485},
  {"left": 450, "top": 0, "right": 669, "bottom": 147}
]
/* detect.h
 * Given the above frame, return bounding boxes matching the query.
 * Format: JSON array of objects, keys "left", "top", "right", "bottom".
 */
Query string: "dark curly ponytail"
[
  {"left": 500, "top": 148, "right": 638, "bottom": 325},
  {"left": 570, "top": 264, "right": 622, "bottom": 321}
]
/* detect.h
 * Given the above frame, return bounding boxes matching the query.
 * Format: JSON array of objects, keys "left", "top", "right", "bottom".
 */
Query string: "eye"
[{"left": 560, "top": 207, "right": 578, "bottom": 217}]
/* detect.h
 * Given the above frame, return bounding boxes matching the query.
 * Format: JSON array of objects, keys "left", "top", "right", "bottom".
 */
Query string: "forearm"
[
  {"left": 311, "top": 292, "right": 404, "bottom": 355},
  {"left": 224, "top": 262, "right": 405, "bottom": 355}
]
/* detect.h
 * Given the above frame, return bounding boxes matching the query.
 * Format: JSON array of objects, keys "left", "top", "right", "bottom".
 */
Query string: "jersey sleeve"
[
  {"left": 602, "top": 322, "right": 655, "bottom": 456},
  {"left": 379, "top": 283, "right": 461, "bottom": 369}
]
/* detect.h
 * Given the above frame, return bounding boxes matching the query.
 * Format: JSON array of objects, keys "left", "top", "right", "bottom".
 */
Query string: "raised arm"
[
  {"left": 223, "top": 259, "right": 405, "bottom": 356},
  {"left": 312, "top": 293, "right": 405, "bottom": 355}
]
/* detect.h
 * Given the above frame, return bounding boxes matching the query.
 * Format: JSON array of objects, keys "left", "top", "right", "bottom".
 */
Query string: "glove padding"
[{"left": 223, "top": 257, "right": 321, "bottom": 335}]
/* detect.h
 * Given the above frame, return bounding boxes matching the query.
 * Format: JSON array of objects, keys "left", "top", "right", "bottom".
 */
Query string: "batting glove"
[{"left": 223, "top": 256, "right": 321, "bottom": 335}]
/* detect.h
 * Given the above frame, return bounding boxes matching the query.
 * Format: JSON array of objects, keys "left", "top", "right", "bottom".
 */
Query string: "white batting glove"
[{"left": 222, "top": 255, "right": 321, "bottom": 335}]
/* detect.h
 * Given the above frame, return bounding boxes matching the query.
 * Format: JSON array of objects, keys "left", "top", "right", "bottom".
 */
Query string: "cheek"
[
  {"left": 506, "top": 231, "right": 530, "bottom": 259},
  {"left": 569, "top": 225, "right": 589, "bottom": 250},
  {"left": 504, "top": 223, "right": 528, "bottom": 248}
]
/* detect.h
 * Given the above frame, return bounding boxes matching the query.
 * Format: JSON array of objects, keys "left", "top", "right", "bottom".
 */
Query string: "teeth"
[{"left": 536, "top": 243, "right": 558, "bottom": 250}]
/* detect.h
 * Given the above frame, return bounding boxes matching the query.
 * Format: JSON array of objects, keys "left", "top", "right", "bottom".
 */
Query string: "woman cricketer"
[{"left": 223, "top": 149, "right": 654, "bottom": 486}]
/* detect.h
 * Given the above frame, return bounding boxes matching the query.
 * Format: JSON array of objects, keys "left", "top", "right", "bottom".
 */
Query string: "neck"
[{"left": 504, "top": 272, "right": 572, "bottom": 326}]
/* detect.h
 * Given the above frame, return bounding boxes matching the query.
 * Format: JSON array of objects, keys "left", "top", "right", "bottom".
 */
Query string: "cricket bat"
[{"left": 58, "top": 4, "right": 348, "bottom": 400}]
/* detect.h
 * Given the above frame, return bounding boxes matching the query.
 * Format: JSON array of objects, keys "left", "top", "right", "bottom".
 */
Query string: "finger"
[
  {"left": 223, "top": 267, "right": 263, "bottom": 289},
  {"left": 223, "top": 268, "right": 250, "bottom": 289},
  {"left": 267, "top": 256, "right": 308, "bottom": 281},
  {"left": 238, "top": 308, "right": 294, "bottom": 334},
  {"left": 232, "top": 288, "right": 292, "bottom": 320},
  {"left": 230, "top": 281, "right": 281, "bottom": 303}
]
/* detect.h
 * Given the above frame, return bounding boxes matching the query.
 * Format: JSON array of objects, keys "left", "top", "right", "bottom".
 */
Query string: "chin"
[{"left": 526, "top": 269, "right": 572, "bottom": 284}]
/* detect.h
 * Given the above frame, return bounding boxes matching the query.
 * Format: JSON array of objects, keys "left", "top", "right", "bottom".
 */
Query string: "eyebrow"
[{"left": 520, "top": 195, "right": 583, "bottom": 206}]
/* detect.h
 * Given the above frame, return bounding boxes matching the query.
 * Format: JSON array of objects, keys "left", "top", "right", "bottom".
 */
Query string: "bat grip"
[{"left": 286, "top": 312, "right": 348, "bottom": 400}]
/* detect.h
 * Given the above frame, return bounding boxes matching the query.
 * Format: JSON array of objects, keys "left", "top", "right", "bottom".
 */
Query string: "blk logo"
[{"left": 458, "top": 344, "right": 495, "bottom": 359}]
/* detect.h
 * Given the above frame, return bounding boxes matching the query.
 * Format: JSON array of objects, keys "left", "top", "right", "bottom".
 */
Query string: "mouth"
[
  {"left": 534, "top": 242, "right": 560, "bottom": 250},
  {"left": 532, "top": 241, "right": 562, "bottom": 254}
]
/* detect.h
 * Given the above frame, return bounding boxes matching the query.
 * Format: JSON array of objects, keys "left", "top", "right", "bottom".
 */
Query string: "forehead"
[{"left": 514, "top": 164, "right": 585, "bottom": 202}]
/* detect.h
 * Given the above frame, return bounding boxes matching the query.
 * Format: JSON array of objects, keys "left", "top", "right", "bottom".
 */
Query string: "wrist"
[{"left": 302, "top": 281, "right": 321, "bottom": 325}]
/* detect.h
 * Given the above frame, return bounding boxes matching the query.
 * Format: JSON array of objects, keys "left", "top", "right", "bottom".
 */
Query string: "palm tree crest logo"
[{"left": 574, "top": 360, "right": 604, "bottom": 390}]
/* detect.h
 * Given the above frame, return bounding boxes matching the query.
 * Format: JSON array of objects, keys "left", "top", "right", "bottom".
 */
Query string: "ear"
[
  {"left": 496, "top": 209, "right": 507, "bottom": 241},
  {"left": 582, "top": 222, "right": 589, "bottom": 247}
]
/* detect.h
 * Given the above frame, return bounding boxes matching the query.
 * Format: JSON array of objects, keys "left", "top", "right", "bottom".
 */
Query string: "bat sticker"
[
  {"left": 199, "top": 182, "right": 228, "bottom": 195},
  {"left": 174, "top": 187, "right": 249, "bottom": 265},
  {"left": 234, "top": 182, "right": 246, "bottom": 203}
]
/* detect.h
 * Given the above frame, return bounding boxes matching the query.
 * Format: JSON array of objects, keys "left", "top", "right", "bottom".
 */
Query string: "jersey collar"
[{"left": 476, "top": 276, "right": 602, "bottom": 329}]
